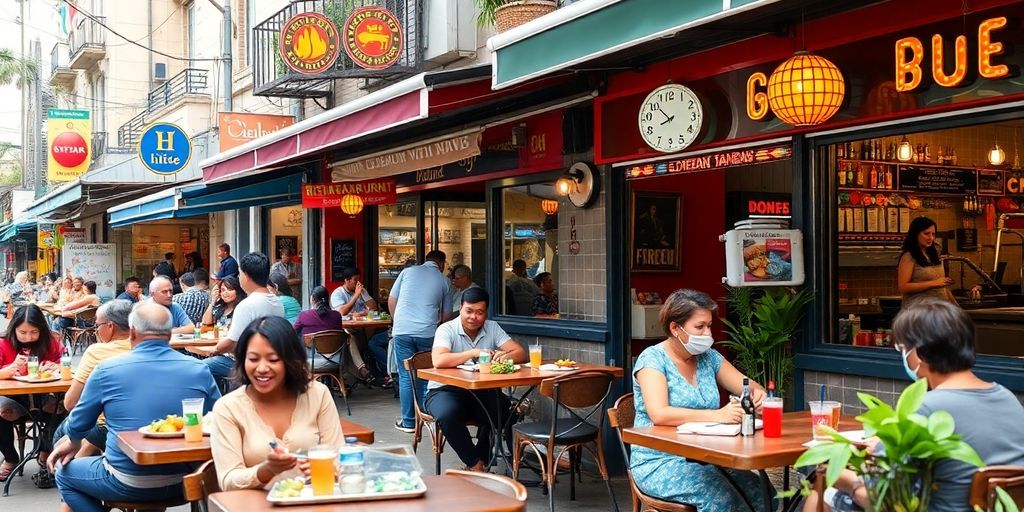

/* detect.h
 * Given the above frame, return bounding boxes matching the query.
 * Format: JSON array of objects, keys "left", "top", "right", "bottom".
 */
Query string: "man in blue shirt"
[
  {"left": 213, "top": 243, "right": 239, "bottom": 282},
  {"left": 149, "top": 275, "right": 195, "bottom": 335},
  {"left": 389, "top": 250, "right": 453, "bottom": 433},
  {"left": 48, "top": 302, "right": 220, "bottom": 511},
  {"left": 115, "top": 277, "right": 142, "bottom": 303}
]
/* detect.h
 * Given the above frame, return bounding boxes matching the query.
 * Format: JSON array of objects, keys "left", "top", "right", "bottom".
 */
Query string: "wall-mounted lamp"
[
  {"left": 989, "top": 143, "right": 1006, "bottom": 166},
  {"left": 556, "top": 162, "right": 599, "bottom": 208},
  {"left": 511, "top": 125, "right": 527, "bottom": 149},
  {"left": 897, "top": 136, "right": 914, "bottom": 162}
]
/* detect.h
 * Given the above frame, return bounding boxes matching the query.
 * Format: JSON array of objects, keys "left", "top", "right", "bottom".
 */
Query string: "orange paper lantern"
[
  {"left": 340, "top": 194, "right": 364, "bottom": 215},
  {"left": 541, "top": 199, "right": 559, "bottom": 215},
  {"left": 767, "top": 52, "right": 845, "bottom": 127}
]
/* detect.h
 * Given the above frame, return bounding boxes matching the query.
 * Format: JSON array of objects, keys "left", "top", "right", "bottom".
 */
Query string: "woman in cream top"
[{"left": 210, "top": 316, "right": 343, "bottom": 491}]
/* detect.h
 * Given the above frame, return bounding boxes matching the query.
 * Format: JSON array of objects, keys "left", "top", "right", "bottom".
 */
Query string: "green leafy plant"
[
  {"left": 975, "top": 487, "right": 1022, "bottom": 512},
  {"left": 474, "top": 0, "right": 508, "bottom": 27},
  {"left": 795, "top": 379, "right": 984, "bottom": 512},
  {"left": 720, "top": 286, "right": 812, "bottom": 398}
]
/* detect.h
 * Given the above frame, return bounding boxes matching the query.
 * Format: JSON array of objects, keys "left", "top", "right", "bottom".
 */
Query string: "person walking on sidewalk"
[{"left": 390, "top": 250, "right": 453, "bottom": 433}]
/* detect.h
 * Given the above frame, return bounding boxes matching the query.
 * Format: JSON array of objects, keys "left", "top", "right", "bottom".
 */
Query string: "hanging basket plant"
[{"left": 476, "top": 0, "right": 557, "bottom": 32}]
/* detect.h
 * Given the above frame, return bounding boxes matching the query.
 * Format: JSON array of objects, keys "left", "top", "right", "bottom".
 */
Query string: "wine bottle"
[{"left": 740, "top": 378, "right": 755, "bottom": 437}]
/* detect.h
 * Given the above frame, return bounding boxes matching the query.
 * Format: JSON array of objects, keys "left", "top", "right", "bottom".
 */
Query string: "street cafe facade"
[{"left": 589, "top": 0, "right": 1024, "bottom": 407}]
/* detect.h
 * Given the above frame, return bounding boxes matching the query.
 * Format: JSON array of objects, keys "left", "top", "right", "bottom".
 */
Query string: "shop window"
[
  {"left": 826, "top": 120, "right": 1024, "bottom": 359},
  {"left": 499, "top": 182, "right": 567, "bottom": 319},
  {"left": 378, "top": 200, "right": 420, "bottom": 305},
  {"left": 266, "top": 205, "right": 304, "bottom": 299}
]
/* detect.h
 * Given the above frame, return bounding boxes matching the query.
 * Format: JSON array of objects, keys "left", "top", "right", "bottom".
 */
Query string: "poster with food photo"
[{"left": 743, "top": 236, "right": 794, "bottom": 283}]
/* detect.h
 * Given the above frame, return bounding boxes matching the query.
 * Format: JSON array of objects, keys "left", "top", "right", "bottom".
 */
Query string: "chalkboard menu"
[
  {"left": 898, "top": 166, "right": 977, "bottom": 195},
  {"left": 330, "top": 239, "right": 357, "bottom": 282}
]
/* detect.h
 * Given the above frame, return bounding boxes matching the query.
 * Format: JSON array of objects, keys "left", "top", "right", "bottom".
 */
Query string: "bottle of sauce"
[{"left": 740, "top": 378, "right": 755, "bottom": 437}]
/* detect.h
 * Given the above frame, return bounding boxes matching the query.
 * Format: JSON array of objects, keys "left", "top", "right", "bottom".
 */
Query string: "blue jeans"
[
  {"left": 52, "top": 417, "right": 107, "bottom": 451},
  {"left": 55, "top": 456, "right": 183, "bottom": 512},
  {"left": 368, "top": 331, "right": 390, "bottom": 377},
  {"left": 204, "top": 354, "right": 234, "bottom": 379},
  {"left": 393, "top": 335, "right": 434, "bottom": 429}
]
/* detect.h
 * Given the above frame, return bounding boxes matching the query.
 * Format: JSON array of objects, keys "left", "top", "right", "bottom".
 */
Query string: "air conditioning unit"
[
  {"left": 424, "top": 0, "right": 477, "bottom": 64},
  {"left": 154, "top": 62, "right": 167, "bottom": 82}
]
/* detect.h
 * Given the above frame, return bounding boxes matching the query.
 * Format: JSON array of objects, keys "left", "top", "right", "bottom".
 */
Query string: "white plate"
[
  {"left": 538, "top": 363, "right": 579, "bottom": 372},
  {"left": 139, "top": 417, "right": 213, "bottom": 438},
  {"left": 13, "top": 374, "right": 61, "bottom": 383}
]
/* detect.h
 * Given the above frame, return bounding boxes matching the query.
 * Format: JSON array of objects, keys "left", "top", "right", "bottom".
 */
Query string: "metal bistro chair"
[
  {"left": 512, "top": 369, "right": 619, "bottom": 512},
  {"left": 403, "top": 351, "right": 480, "bottom": 475},
  {"left": 182, "top": 460, "right": 220, "bottom": 512},
  {"left": 969, "top": 465, "right": 1024, "bottom": 511},
  {"left": 303, "top": 330, "right": 351, "bottom": 416},
  {"left": 444, "top": 469, "right": 528, "bottom": 502},
  {"left": 607, "top": 393, "right": 696, "bottom": 512},
  {"left": 64, "top": 306, "right": 98, "bottom": 356}
]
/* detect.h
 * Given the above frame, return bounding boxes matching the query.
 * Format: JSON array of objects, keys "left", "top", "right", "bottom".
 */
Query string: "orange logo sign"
[
  {"left": 280, "top": 12, "right": 340, "bottom": 75},
  {"left": 343, "top": 7, "right": 402, "bottom": 70}
]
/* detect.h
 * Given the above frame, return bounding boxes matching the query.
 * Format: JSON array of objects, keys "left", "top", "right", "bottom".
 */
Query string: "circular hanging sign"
[
  {"left": 137, "top": 122, "right": 191, "bottom": 175},
  {"left": 50, "top": 131, "right": 89, "bottom": 168},
  {"left": 279, "top": 12, "right": 341, "bottom": 75},
  {"left": 343, "top": 7, "right": 403, "bottom": 70}
]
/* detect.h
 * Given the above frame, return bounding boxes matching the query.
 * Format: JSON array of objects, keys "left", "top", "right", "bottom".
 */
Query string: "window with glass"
[
  {"left": 499, "top": 183, "right": 561, "bottom": 318},
  {"left": 265, "top": 205, "right": 304, "bottom": 299},
  {"left": 825, "top": 119, "right": 1024, "bottom": 358}
]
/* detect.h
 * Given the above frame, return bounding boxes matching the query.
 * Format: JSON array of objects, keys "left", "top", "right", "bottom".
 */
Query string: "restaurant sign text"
[
  {"left": 302, "top": 178, "right": 396, "bottom": 208},
  {"left": 332, "top": 131, "right": 482, "bottom": 182},
  {"left": 625, "top": 145, "right": 791, "bottom": 179}
]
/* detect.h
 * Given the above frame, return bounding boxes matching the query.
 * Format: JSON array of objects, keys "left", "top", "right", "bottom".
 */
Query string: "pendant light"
[
  {"left": 897, "top": 136, "right": 914, "bottom": 162},
  {"left": 989, "top": 143, "right": 1006, "bottom": 166}
]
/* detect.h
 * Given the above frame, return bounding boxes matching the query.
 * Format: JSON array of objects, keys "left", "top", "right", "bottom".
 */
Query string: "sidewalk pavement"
[{"left": 3, "top": 379, "right": 628, "bottom": 511}]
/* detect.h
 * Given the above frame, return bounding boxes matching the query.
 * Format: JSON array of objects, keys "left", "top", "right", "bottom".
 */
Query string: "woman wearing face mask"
[
  {"left": 632, "top": 289, "right": 769, "bottom": 511},
  {"left": 209, "top": 316, "right": 344, "bottom": 491}
]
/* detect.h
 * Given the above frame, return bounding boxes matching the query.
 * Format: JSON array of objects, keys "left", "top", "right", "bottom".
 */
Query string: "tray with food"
[{"left": 268, "top": 445, "right": 425, "bottom": 506}]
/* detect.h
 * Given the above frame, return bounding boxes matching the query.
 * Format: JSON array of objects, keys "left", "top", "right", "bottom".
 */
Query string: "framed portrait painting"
[{"left": 631, "top": 192, "right": 681, "bottom": 272}]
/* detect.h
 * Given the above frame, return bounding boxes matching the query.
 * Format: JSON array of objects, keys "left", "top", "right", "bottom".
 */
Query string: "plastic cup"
[
  {"left": 824, "top": 401, "right": 842, "bottom": 429},
  {"left": 181, "top": 398, "right": 204, "bottom": 443},
  {"left": 763, "top": 397, "right": 783, "bottom": 438},
  {"left": 308, "top": 445, "right": 338, "bottom": 496},
  {"left": 808, "top": 401, "right": 831, "bottom": 440},
  {"left": 478, "top": 349, "right": 492, "bottom": 374},
  {"left": 529, "top": 344, "right": 543, "bottom": 369},
  {"left": 60, "top": 355, "right": 73, "bottom": 381},
  {"left": 27, "top": 356, "right": 39, "bottom": 378}
]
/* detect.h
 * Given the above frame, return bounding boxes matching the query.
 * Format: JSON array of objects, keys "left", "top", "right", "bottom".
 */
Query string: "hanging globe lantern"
[
  {"left": 767, "top": 51, "right": 845, "bottom": 127},
  {"left": 541, "top": 199, "right": 559, "bottom": 215},
  {"left": 340, "top": 194, "right": 364, "bottom": 215}
]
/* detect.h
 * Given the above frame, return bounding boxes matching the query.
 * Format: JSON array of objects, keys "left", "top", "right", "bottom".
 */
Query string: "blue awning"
[
  {"left": 0, "top": 220, "right": 38, "bottom": 242},
  {"left": 108, "top": 174, "right": 304, "bottom": 228},
  {"left": 20, "top": 182, "right": 83, "bottom": 220}
]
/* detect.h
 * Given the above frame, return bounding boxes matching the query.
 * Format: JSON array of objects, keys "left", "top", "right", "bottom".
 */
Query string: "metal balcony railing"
[
  {"left": 92, "top": 131, "right": 107, "bottom": 157},
  {"left": 148, "top": 68, "right": 208, "bottom": 112},
  {"left": 69, "top": 16, "right": 106, "bottom": 58},
  {"left": 50, "top": 42, "right": 70, "bottom": 75},
  {"left": 118, "top": 112, "right": 145, "bottom": 148}
]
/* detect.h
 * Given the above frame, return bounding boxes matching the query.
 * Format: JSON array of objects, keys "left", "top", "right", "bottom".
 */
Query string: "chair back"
[
  {"left": 444, "top": 469, "right": 528, "bottom": 502},
  {"left": 969, "top": 465, "right": 1024, "bottom": 511},
  {"left": 182, "top": 460, "right": 219, "bottom": 512},
  {"left": 540, "top": 369, "right": 616, "bottom": 440},
  {"left": 607, "top": 393, "right": 635, "bottom": 465},
  {"left": 403, "top": 351, "right": 434, "bottom": 418},
  {"left": 76, "top": 307, "right": 97, "bottom": 325},
  {"left": 304, "top": 330, "right": 347, "bottom": 356}
]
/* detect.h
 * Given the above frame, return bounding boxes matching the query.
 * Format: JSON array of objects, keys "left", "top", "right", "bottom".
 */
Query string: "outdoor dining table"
[
  {"left": 207, "top": 474, "right": 526, "bottom": 512},
  {"left": 341, "top": 317, "right": 392, "bottom": 330},
  {"left": 116, "top": 419, "right": 377, "bottom": 465},
  {"left": 622, "top": 410, "right": 860, "bottom": 512},
  {"left": 417, "top": 363, "right": 624, "bottom": 470},
  {"left": 170, "top": 336, "right": 221, "bottom": 350},
  {"left": 0, "top": 378, "right": 72, "bottom": 497}
]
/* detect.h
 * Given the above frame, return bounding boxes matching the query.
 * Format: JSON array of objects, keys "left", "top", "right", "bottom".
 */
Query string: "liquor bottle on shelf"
[
  {"left": 885, "top": 168, "right": 893, "bottom": 189},
  {"left": 937, "top": 145, "right": 944, "bottom": 165},
  {"left": 846, "top": 165, "right": 855, "bottom": 186},
  {"left": 951, "top": 147, "right": 958, "bottom": 165},
  {"left": 857, "top": 165, "right": 866, "bottom": 187},
  {"left": 870, "top": 165, "right": 878, "bottom": 189},
  {"left": 924, "top": 143, "right": 931, "bottom": 163},
  {"left": 838, "top": 143, "right": 845, "bottom": 159},
  {"left": 838, "top": 164, "right": 847, "bottom": 186}
]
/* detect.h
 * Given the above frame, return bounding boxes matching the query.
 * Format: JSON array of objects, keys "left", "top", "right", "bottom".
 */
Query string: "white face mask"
[{"left": 677, "top": 329, "right": 714, "bottom": 355}]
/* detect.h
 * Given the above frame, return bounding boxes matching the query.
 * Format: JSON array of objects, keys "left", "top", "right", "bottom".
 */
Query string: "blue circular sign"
[{"left": 138, "top": 122, "right": 191, "bottom": 175}]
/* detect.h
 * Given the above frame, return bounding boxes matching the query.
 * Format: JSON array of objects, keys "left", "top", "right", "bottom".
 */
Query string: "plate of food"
[
  {"left": 140, "top": 415, "right": 186, "bottom": 438},
  {"left": 487, "top": 361, "right": 521, "bottom": 375},
  {"left": 13, "top": 372, "right": 60, "bottom": 383},
  {"left": 539, "top": 359, "right": 579, "bottom": 372}
]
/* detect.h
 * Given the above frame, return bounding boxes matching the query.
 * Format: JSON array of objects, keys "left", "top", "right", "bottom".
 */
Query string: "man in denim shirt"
[
  {"left": 48, "top": 302, "right": 220, "bottom": 511},
  {"left": 389, "top": 250, "right": 452, "bottom": 433}
]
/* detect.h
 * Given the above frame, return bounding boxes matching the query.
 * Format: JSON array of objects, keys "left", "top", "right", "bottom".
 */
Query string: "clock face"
[{"left": 638, "top": 84, "right": 703, "bottom": 153}]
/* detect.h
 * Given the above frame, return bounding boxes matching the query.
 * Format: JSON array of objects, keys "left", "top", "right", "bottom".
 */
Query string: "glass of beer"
[
  {"left": 824, "top": 401, "right": 842, "bottom": 429},
  {"left": 529, "top": 343, "right": 543, "bottom": 369},
  {"left": 308, "top": 445, "right": 338, "bottom": 496},
  {"left": 181, "top": 398, "right": 204, "bottom": 443}
]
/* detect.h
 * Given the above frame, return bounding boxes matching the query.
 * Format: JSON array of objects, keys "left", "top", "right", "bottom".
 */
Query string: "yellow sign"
[
  {"left": 47, "top": 109, "right": 92, "bottom": 182},
  {"left": 895, "top": 16, "right": 1009, "bottom": 93}
]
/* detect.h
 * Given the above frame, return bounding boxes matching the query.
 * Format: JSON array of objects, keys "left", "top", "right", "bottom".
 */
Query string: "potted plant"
[
  {"left": 720, "top": 286, "right": 812, "bottom": 399},
  {"left": 795, "top": 379, "right": 984, "bottom": 511},
  {"left": 475, "top": 0, "right": 557, "bottom": 33}
]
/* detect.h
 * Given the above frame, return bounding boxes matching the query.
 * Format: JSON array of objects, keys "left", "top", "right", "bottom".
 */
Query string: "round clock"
[{"left": 638, "top": 84, "right": 703, "bottom": 153}]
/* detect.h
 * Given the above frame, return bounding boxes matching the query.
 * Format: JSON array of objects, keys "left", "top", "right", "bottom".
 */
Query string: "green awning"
[{"left": 490, "top": 0, "right": 776, "bottom": 89}]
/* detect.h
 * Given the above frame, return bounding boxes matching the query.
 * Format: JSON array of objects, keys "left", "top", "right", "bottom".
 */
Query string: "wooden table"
[
  {"left": 116, "top": 419, "right": 377, "bottom": 465},
  {"left": 207, "top": 474, "right": 525, "bottom": 512},
  {"left": 623, "top": 411, "right": 859, "bottom": 511},
  {"left": 0, "top": 378, "right": 71, "bottom": 497},
  {"left": 342, "top": 318, "right": 392, "bottom": 330}
]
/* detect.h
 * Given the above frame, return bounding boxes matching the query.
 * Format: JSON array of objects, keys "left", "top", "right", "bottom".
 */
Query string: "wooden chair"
[
  {"left": 183, "top": 460, "right": 220, "bottom": 512},
  {"left": 65, "top": 307, "right": 98, "bottom": 356},
  {"left": 969, "top": 465, "right": 1024, "bottom": 511},
  {"left": 512, "top": 370, "right": 618, "bottom": 512},
  {"left": 303, "top": 330, "right": 351, "bottom": 415},
  {"left": 403, "top": 351, "right": 479, "bottom": 475},
  {"left": 607, "top": 393, "right": 696, "bottom": 512},
  {"left": 444, "top": 469, "right": 528, "bottom": 502}
]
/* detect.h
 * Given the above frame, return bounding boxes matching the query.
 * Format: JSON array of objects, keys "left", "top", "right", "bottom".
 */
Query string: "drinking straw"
[{"left": 819, "top": 384, "right": 826, "bottom": 404}]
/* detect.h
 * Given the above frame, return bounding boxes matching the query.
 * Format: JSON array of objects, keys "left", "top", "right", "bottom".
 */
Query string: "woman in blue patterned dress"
[{"left": 632, "top": 288, "right": 770, "bottom": 511}]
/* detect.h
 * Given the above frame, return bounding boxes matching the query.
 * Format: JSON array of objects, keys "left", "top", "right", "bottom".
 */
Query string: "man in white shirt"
[
  {"left": 505, "top": 259, "right": 540, "bottom": 315},
  {"left": 449, "top": 265, "right": 480, "bottom": 314},
  {"left": 330, "top": 267, "right": 378, "bottom": 315},
  {"left": 204, "top": 252, "right": 284, "bottom": 385}
]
